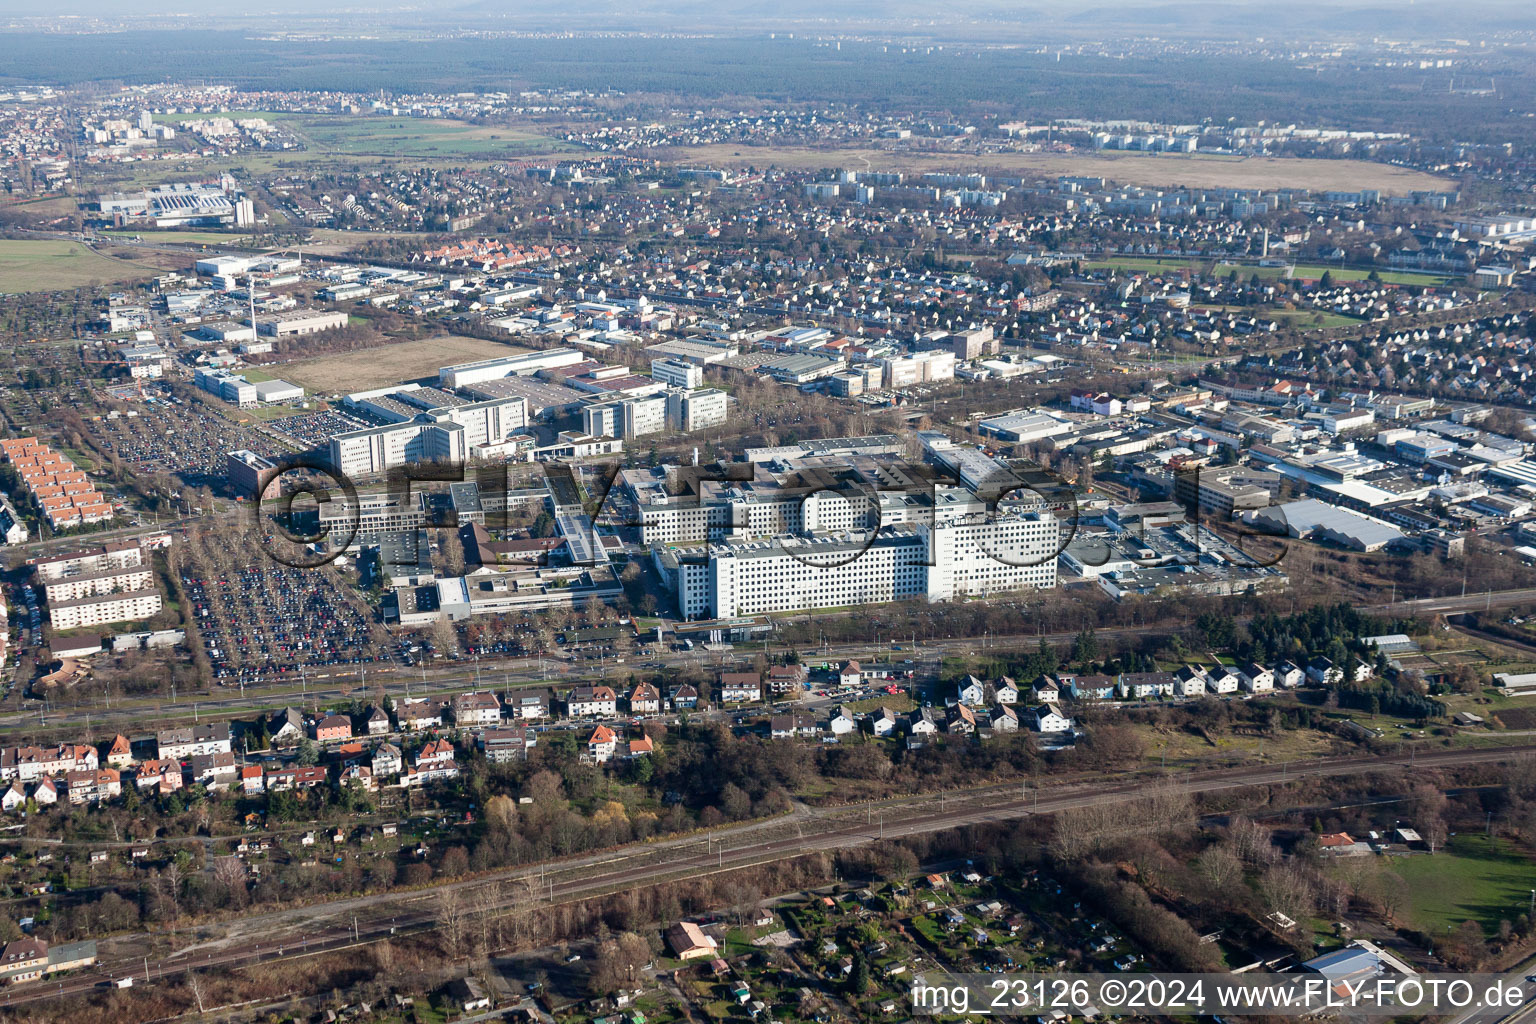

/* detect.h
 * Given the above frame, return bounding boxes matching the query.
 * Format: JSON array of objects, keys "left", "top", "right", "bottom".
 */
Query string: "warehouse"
[
  {"left": 978, "top": 409, "right": 1072, "bottom": 443},
  {"left": 259, "top": 309, "right": 348, "bottom": 337},
  {"left": 254, "top": 379, "right": 304, "bottom": 403},
  {"left": 1243, "top": 499, "right": 1404, "bottom": 552}
]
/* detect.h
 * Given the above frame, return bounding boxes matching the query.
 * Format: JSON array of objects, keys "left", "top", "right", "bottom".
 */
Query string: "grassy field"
[
  {"left": 1081, "top": 255, "right": 1456, "bottom": 288},
  {"left": 280, "top": 335, "right": 530, "bottom": 393},
  {"left": 1395, "top": 835, "right": 1536, "bottom": 937},
  {"left": 297, "top": 117, "right": 556, "bottom": 157},
  {"left": 679, "top": 144, "right": 1453, "bottom": 194},
  {"left": 0, "top": 239, "right": 159, "bottom": 293},
  {"left": 156, "top": 110, "right": 569, "bottom": 160}
]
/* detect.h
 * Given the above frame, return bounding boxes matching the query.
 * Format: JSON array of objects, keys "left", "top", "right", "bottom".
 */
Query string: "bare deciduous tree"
[
  {"left": 437, "top": 888, "right": 467, "bottom": 960},
  {"left": 1195, "top": 844, "right": 1243, "bottom": 891}
]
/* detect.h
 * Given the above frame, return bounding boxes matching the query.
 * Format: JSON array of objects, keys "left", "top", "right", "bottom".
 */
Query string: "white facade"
[
  {"left": 49, "top": 590, "right": 162, "bottom": 631},
  {"left": 439, "top": 349, "right": 584, "bottom": 389},
  {"left": 669, "top": 388, "right": 729, "bottom": 432},
  {"left": 678, "top": 509, "right": 1058, "bottom": 618},
  {"left": 651, "top": 358, "right": 704, "bottom": 390},
  {"left": 42, "top": 566, "right": 153, "bottom": 605},
  {"left": 921, "top": 508, "right": 1058, "bottom": 600},
  {"left": 331, "top": 421, "right": 467, "bottom": 478}
]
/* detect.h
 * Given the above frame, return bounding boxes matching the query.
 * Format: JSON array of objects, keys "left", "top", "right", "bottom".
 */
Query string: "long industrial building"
[{"left": 438, "top": 348, "right": 585, "bottom": 389}]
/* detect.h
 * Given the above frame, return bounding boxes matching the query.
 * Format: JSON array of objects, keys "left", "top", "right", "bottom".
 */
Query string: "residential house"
[
  {"left": 340, "top": 764, "right": 377, "bottom": 792},
  {"left": 1027, "top": 704, "right": 1074, "bottom": 734},
  {"left": 767, "top": 664, "right": 809, "bottom": 694},
  {"left": 0, "top": 744, "right": 97, "bottom": 783},
  {"left": 1274, "top": 660, "right": 1306, "bottom": 688},
  {"left": 481, "top": 727, "right": 533, "bottom": 763},
  {"left": 65, "top": 768, "right": 121, "bottom": 805},
  {"left": 990, "top": 705, "right": 1020, "bottom": 732},
  {"left": 993, "top": 676, "right": 1020, "bottom": 704},
  {"left": 417, "top": 738, "right": 456, "bottom": 769},
  {"left": 957, "top": 675, "right": 987, "bottom": 706},
  {"left": 239, "top": 765, "right": 264, "bottom": 793},
  {"left": 770, "top": 714, "right": 818, "bottom": 739},
  {"left": 669, "top": 684, "right": 699, "bottom": 709},
  {"left": 909, "top": 707, "right": 939, "bottom": 737},
  {"left": 1, "top": 782, "right": 24, "bottom": 813},
  {"left": 397, "top": 698, "right": 443, "bottom": 731},
  {"left": 626, "top": 733, "right": 655, "bottom": 758},
  {"left": 718, "top": 672, "right": 762, "bottom": 703},
  {"left": 828, "top": 706, "right": 858, "bottom": 736},
  {"left": 156, "top": 723, "right": 230, "bottom": 760},
  {"left": 838, "top": 661, "right": 862, "bottom": 688},
  {"left": 134, "top": 759, "right": 182, "bottom": 793},
  {"left": 105, "top": 734, "right": 133, "bottom": 769},
  {"left": 188, "top": 752, "right": 236, "bottom": 790},
  {"left": 510, "top": 690, "right": 551, "bottom": 720},
  {"left": 453, "top": 691, "right": 502, "bottom": 727},
  {"left": 409, "top": 757, "right": 460, "bottom": 786},
  {"left": 32, "top": 778, "right": 57, "bottom": 806},
  {"left": 372, "top": 742, "right": 403, "bottom": 778},
  {"left": 269, "top": 707, "right": 305, "bottom": 745},
  {"left": 1031, "top": 676, "right": 1061, "bottom": 704},
  {"left": 567, "top": 685, "right": 618, "bottom": 717},
  {"left": 946, "top": 703, "right": 977, "bottom": 735},
  {"left": 1239, "top": 663, "right": 1275, "bottom": 693},
  {"left": 1206, "top": 667, "right": 1241, "bottom": 694},
  {"left": 314, "top": 714, "right": 352, "bottom": 742},
  {"left": 869, "top": 706, "right": 899, "bottom": 737},
  {"left": 1067, "top": 673, "right": 1119, "bottom": 700},
  {"left": 264, "top": 766, "right": 327, "bottom": 791},
  {"left": 588, "top": 725, "right": 619, "bottom": 763},
  {"left": 628, "top": 681, "right": 662, "bottom": 714},
  {"left": 1173, "top": 666, "right": 1208, "bottom": 698},
  {"left": 363, "top": 706, "right": 392, "bottom": 735}
]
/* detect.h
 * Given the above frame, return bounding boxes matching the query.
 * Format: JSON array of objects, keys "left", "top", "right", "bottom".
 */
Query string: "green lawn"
[
  {"left": 1081, "top": 255, "right": 1455, "bottom": 287},
  {"left": 1396, "top": 835, "right": 1536, "bottom": 937},
  {"left": 0, "top": 239, "right": 157, "bottom": 293}
]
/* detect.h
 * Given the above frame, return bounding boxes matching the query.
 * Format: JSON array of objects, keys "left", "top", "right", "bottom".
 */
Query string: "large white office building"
[
  {"left": 331, "top": 393, "right": 528, "bottom": 477},
  {"left": 662, "top": 506, "right": 1058, "bottom": 618},
  {"left": 668, "top": 388, "right": 729, "bottom": 432},
  {"left": 330, "top": 420, "right": 469, "bottom": 478},
  {"left": 650, "top": 358, "right": 704, "bottom": 390}
]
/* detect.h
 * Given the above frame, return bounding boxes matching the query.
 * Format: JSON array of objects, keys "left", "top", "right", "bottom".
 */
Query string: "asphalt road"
[{"left": 1, "top": 741, "right": 1532, "bottom": 1010}]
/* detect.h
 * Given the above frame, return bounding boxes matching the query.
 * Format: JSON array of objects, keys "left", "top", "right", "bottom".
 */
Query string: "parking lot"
[
  {"left": 181, "top": 559, "right": 395, "bottom": 684},
  {"left": 266, "top": 409, "right": 370, "bottom": 452},
  {"left": 86, "top": 386, "right": 273, "bottom": 489}
]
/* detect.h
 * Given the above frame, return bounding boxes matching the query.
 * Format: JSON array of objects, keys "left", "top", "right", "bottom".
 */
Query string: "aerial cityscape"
[{"left": 1, "top": 2, "right": 1536, "bottom": 1022}]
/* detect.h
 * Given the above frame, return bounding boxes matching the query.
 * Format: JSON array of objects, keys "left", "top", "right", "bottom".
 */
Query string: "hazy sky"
[{"left": 9, "top": 0, "right": 1536, "bottom": 39}]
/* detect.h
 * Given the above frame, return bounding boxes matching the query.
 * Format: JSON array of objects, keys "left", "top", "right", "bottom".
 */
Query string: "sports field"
[
  {"left": 0, "top": 239, "right": 159, "bottom": 293},
  {"left": 1395, "top": 834, "right": 1536, "bottom": 937},
  {"left": 680, "top": 144, "right": 1452, "bottom": 195},
  {"left": 280, "top": 335, "right": 530, "bottom": 393}
]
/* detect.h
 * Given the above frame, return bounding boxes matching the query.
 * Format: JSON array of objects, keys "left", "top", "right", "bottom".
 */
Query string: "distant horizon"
[{"left": 11, "top": 0, "right": 1536, "bottom": 41}]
